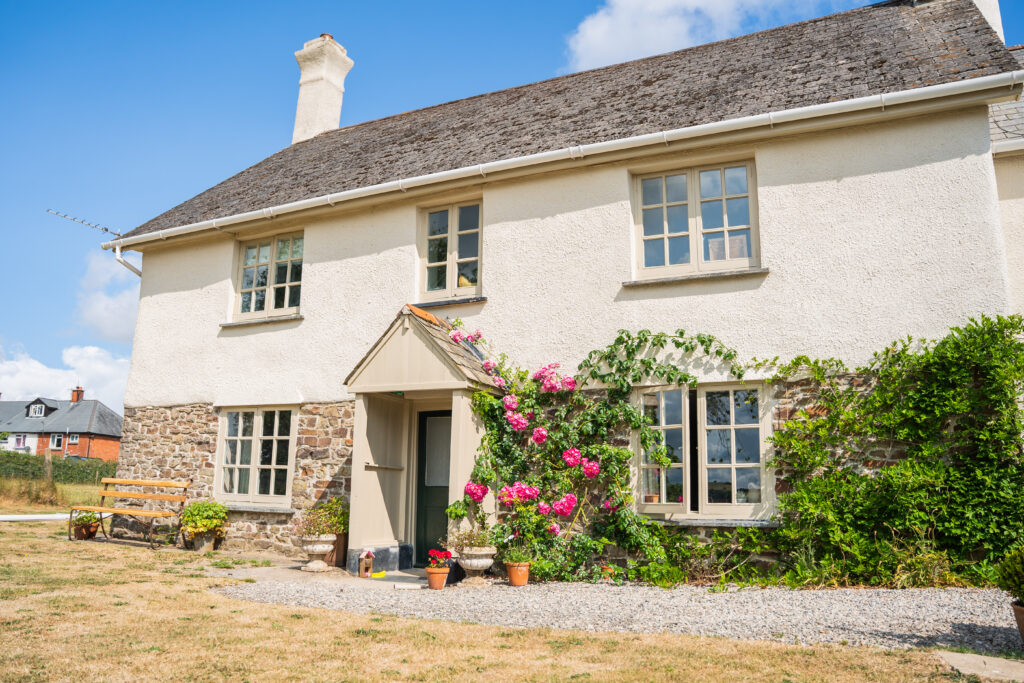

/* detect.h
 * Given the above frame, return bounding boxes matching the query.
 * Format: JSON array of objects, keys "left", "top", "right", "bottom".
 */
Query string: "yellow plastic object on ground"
[{"left": 370, "top": 570, "right": 387, "bottom": 578}]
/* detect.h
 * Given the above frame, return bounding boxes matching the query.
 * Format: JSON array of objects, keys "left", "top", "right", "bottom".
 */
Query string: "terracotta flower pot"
[
  {"left": 506, "top": 562, "right": 530, "bottom": 587},
  {"left": 644, "top": 494, "right": 660, "bottom": 504},
  {"left": 73, "top": 522, "right": 99, "bottom": 540},
  {"left": 1013, "top": 602, "right": 1024, "bottom": 647},
  {"left": 426, "top": 567, "right": 449, "bottom": 590}
]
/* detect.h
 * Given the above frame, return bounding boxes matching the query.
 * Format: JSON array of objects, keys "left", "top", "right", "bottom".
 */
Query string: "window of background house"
[
  {"left": 218, "top": 408, "right": 296, "bottom": 505},
  {"left": 637, "top": 162, "right": 757, "bottom": 277},
  {"left": 14, "top": 435, "right": 25, "bottom": 448},
  {"left": 422, "top": 202, "right": 481, "bottom": 300},
  {"left": 50, "top": 434, "right": 63, "bottom": 449},
  {"left": 68, "top": 434, "right": 79, "bottom": 445},
  {"left": 638, "top": 385, "right": 769, "bottom": 519},
  {"left": 238, "top": 233, "right": 303, "bottom": 318},
  {"left": 28, "top": 404, "right": 44, "bottom": 417}
]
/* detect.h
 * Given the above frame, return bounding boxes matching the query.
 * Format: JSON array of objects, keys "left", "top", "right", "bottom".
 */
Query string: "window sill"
[
  {"left": 223, "top": 504, "right": 296, "bottom": 515},
  {"left": 220, "top": 314, "right": 304, "bottom": 329},
  {"left": 622, "top": 267, "right": 769, "bottom": 288},
  {"left": 412, "top": 296, "right": 487, "bottom": 309},
  {"left": 650, "top": 516, "right": 779, "bottom": 528}
]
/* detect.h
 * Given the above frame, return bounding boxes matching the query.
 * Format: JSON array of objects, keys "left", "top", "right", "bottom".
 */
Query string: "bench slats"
[
  {"left": 101, "top": 478, "right": 189, "bottom": 489},
  {"left": 99, "top": 490, "right": 186, "bottom": 503},
  {"left": 71, "top": 505, "right": 176, "bottom": 518}
]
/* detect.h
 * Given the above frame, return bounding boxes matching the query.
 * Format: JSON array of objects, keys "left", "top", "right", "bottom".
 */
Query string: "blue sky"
[{"left": 0, "top": 0, "right": 1021, "bottom": 411}]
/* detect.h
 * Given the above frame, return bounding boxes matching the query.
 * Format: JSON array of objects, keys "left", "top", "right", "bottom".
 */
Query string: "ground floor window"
[
  {"left": 14, "top": 434, "right": 25, "bottom": 448},
  {"left": 49, "top": 434, "right": 63, "bottom": 450},
  {"left": 638, "top": 384, "right": 770, "bottom": 518},
  {"left": 216, "top": 408, "right": 296, "bottom": 505},
  {"left": 68, "top": 434, "right": 79, "bottom": 445}
]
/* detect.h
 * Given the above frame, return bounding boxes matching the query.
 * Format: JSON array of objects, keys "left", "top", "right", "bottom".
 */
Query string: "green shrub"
[
  {"left": 0, "top": 452, "right": 117, "bottom": 484},
  {"left": 502, "top": 545, "right": 533, "bottom": 564},
  {"left": 72, "top": 511, "right": 99, "bottom": 526},
  {"left": 300, "top": 498, "right": 349, "bottom": 536},
  {"left": 996, "top": 546, "right": 1024, "bottom": 604},
  {"left": 180, "top": 500, "right": 228, "bottom": 538},
  {"left": 318, "top": 496, "right": 349, "bottom": 533}
]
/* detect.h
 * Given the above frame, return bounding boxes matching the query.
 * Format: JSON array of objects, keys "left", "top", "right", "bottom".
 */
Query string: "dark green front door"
[{"left": 415, "top": 410, "right": 451, "bottom": 567}]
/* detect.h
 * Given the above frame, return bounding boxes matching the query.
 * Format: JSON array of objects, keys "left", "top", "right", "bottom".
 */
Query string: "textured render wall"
[
  {"left": 995, "top": 153, "right": 1024, "bottom": 315},
  {"left": 124, "top": 109, "right": 1009, "bottom": 406}
]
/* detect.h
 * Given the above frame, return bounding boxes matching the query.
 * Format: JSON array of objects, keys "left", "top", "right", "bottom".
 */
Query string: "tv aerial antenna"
[{"left": 45, "top": 209, "right": 122, "bottom": 237}]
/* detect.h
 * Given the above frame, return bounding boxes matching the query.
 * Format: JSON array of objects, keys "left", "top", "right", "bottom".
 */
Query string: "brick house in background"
[{"left": 0, "top": 387, "right": 123, "bottom": 461}]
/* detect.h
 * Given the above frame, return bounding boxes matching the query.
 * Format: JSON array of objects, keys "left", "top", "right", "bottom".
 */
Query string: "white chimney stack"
[{"left": 291, "top": 34, "right": 354, "bottom": 145}]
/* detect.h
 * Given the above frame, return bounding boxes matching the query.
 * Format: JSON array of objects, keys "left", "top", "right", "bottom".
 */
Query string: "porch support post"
[{"left": 448, "top": 389, "right": 494, "bottom": 531}]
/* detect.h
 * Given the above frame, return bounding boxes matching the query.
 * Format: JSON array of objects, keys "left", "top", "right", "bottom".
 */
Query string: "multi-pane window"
[
  {"left": 50, "top": 434, "right": 63, "bottom": 449},
  {"left": 637, "top": 385, "right": 768, "bottom": 518},
  {"left": 219, "top": 409, "right": 295, "bottom": 504},
  {"left": 424, "top": 202, "right": 481, "bottom": 298},
  {"left": 637, "top": 163, "right": 757, "bottom": 276},
  {"left": 239, "top": 234, "right": 303, "bottom": 316},
  {"left": 14, "top": 435, "right": 25, "bottom": 448},
  {"left": 68, "top": 434, "right": 79, "bottom": 445},
  {"left": 28, "top": 404, "right": 44, "bottom": 417}
]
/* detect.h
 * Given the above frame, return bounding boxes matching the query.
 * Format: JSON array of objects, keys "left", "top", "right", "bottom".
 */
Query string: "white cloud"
[
  {"left": 0, "top": 345, "right": 130, "bottom": 414},
  {"left": 75, "top": 250, "right": 140, "bottom": 344},
  {"left": 565, "top": 0, "right": 853, "bottom": 72}
]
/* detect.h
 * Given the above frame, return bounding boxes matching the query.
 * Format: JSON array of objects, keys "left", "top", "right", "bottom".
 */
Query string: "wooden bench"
[{"left": 69, "top": 478, "right": 192, "bottom": 548}]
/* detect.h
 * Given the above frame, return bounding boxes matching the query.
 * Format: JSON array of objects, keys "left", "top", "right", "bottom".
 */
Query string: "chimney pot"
[
  {"left": 71, "top": 386, "right": 84, "bottom": 403},
  {"left": 291, "top": 34, "right": 354, "bottom": 144}
]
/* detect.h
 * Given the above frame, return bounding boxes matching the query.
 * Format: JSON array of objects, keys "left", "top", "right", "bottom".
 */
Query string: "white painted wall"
[
  {"left": 124, "top": 108, "right": 1010, "bottom": 407},
  {"left": 995, "top": 153, "right": 1024, "bottom": 314}
]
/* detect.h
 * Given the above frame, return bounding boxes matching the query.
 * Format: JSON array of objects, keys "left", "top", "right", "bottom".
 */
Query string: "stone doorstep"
[{"left": 936, "top": 651, "right": 1024, "bottom": 682}]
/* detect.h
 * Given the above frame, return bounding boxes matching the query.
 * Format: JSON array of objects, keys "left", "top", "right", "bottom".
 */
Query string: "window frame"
[
  {"left": 418, "top": 201, "right": 483, "bottom": 301},
  {"left": 14, "top": 434, "right": 26, "bottom": 448},
  {"left": 68, "top": 434, "right": 79, "bottom": 445},
  {"left": 50, "top": 433, "right": 64, "bottom": 450},
  {"left": 213, "top": 406, "right": 298, "bottom": 507},
  {"left": 633, "top": 162, "right": 759, "bottom": 279},
  {"left": 28, "top": 404, "right": 44, "bottom": 418},
  {"left": 635, "top": 382, "right": 773, "bottom": 520},
  {"left": 234, "top": 232, "right": 304, "bottom": 322}
]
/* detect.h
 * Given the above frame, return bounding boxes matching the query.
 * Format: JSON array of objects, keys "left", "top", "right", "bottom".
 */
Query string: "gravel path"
[{"left": 217, "top": 580, "right": 1022, "bottom": 653}]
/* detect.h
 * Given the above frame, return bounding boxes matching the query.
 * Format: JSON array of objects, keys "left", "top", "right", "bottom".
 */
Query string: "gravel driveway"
[{"left": 218, "top": 580, "right": 1023, "bottom": 653}]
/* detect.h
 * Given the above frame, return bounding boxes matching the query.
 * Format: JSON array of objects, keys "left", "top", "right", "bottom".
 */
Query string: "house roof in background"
[
  {"left": 122, "top": 0, "right": 1019, "bottom": 240},
  {"left": 990, "top": 46, "right": 1024, "bottom": 145},
  {"left": 0, "top": 399, "right": 123, "bottom": 438}
]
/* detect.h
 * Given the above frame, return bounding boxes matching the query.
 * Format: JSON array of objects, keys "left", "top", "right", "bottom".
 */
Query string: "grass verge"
[
  {"left": 0, "top": 521, "right": 961, "bottom": 682},
  {"left": 0, "top": 479, "right": 100, "bottom": 514}
]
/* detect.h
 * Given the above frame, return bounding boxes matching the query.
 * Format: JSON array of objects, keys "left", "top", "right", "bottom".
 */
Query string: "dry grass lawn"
[
  {"left": 0, "top": 521, "right": 962, "bottom": 682},
  {"left": 0, "top": 479, "right": 100, "bottom": 514}
]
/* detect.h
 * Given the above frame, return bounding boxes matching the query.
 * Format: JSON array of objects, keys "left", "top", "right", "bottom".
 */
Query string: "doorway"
[{"left": 414, "top": 410, "right": 451, "bottom": 567}]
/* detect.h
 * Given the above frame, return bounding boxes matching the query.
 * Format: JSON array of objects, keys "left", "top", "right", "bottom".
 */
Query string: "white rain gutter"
[
  {"left": 992, "top": 138, "right": 1024, "bottom": 155},
  {"left": 114, "top": 243, "right": 142, "bottom": 277},
  {"left": 102, "top": 69, "right": 1024, "bottom": 253}
]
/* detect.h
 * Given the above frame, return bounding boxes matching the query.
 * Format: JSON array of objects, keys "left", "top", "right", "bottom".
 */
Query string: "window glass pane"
[
  {"left": 643, "top": 239, "right": 665, "bottom": 268},
  {"left": 663, "top": 390, "right": 683, "bottom": 425},
  {"left": 274, "top": 287, "right": 286, "bottom": 309},
  {"left": 703, "top": 233, "right": 726, "bottom": 262},
  {"left": 728, "top": 230, "right": 751, "bottom": 259},
  {"left": 706, "top": 429, "right": 731, "bottom": 464},
  {"left": 262, "top": 412, "right": 276, "bottom": 437},
  {"left": 276, "top": 439, "right": 289, "bottom": 466},
  {"left": 725, "top": 166, "right": 748, "bottom": 195},
  {"left": 291, "top": 237, "right": 303, "bottom": 258},
  {"left": 428, "top": 210, "right": 449, "bottom": 236},
  {"left": 237, "top": 469, "right": 250, "bottom": 495},
  {"left": 733, "top": 390, "right": 758, "bottom": 424},
  {"left": 666, "top": 467, "right": 684, "bottom": 504},
  {"left": 254, "top": 265, "right": 268, "bottom": 288},
  {"left": 274, "top": 469, "right": 288, "bottom": 496},
  {"left": 244, "top": 245, "right": 258, "bottom": 266},
  {"left": 664, "top": 428, "right": 684, "bottom": 463},
  {"left": 276, "top": 238, "right": 290, "bottom": 261},
  {"left": 278, "top": 410, "right": 291, "bottom": 436},
  {"left": 668, "top": 237, "right": 690, "bottom": 265},
  {"left": 223, "top": 468, "right": 234, "bottom": 493},
  {"left": 726, "top": 197, "right": 749, "bottom": 227},
  {"left": 253, "top": 289, "right": 266, "bottom": 312},
  {"left": 735, "top": 428, "right": 760, "bottom": 464},
  {"left": 665, "top": 174, "right": 687, "bottom": 203},
  {"left": 458, "top": 232, "right": 478, "bottom": 259},
  {"left": 708, "top": 468, "right": 732, "bottom": 503},
  {"left": 458, "top": 204, "right": 479, "bottom": 232},
  {"left": 240, "top": 292, "right": 252, "bottom": 313},
  {"left": 642, "top": 469, "right": 661, "bottom": 501},
  {"left": 428, "top": 237, "right": 447, "bottom": 264},
  {"left": 288, "top": 285, "right": 301, "bottom": 307},
  {"left": 643, "top": 394, "right": 659, "bottom": 424},
  {"left": 258, "top": 243, "right": 270, "bottom": 263},
  {"left": 227, "top": 412, "right": 239, "bottom": 437},
  {"left": 700, "top": 170, "right": 722, "bottom": 199},
  {"left": 289, "top": 260, "right": 302, "bottom": 283},
  {"left": 275, "top": 263, "right": 288, "bottom": 285},
  {"left": 701, "top": 200, "right": 724, "bottom": 230},
  {"left": 641, "top": 177, "right": 662, "bottom": 206},
  {"left": 666, "top": 205, "right": 688, "bottom": 234},
  {"left": 226, "top": 441, "right": 237, "bottom": 464},
  {"left": 239, "top": 441, "right": 252, "bottom": 465},
  {"left": 642, "top": 208, "right": 663, "bottom": 236},
  {"left": 457, "top": 261, "right": 478, "bottom": 287},
  {"left": 241, "top": 412, "right": 254, "bottom": 437},
  {"left": 427, "top": 266, "right": 447, "bottom": 291},
  {"left": 736, "top": 469, "right": 761, "bottom": 503},
  {"left": 260, "top": 440, "right": 273, "bottom": 466},
  {"left": 706, "top": 392, "right": 731, "bottom": 425},
  {"left": 258, "top": 469, "right": 271, "bottom": 495},
  {"left": 242, "top": 267, "right": 255, "bottom": 289}
]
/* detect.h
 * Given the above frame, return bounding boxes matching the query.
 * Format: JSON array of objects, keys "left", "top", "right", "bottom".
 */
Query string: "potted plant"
[
  {"left": 503, "top": 545, "right": 532, "bottom": 587},
  {"left": 425, "top": 548, "right": 452, "bottom": 589},
  {"left": 180, "top": 500, "right": 228, "bottom": 553},
  {"left": 298, "top": 507, "right": 340, "bottom": 572},
  {"left": 444, "top": 528, "right": 497, "bottom": 580},
  {"left": 71, "top": 511, "right": 101, "bottom": 540},
  {"left": 996, "top": 545, "right": 1024, "bottom": 646},
  {"left": 319, "top": 497, "right": 350, "bottom": 567}
]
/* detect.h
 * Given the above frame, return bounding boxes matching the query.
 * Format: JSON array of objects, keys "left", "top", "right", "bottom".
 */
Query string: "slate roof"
[
  {"left": 0, "top": 399, "right": 123, "bottom": 438},
  {"left": 123, "top": 0, "right": 1019, "bottom": 241},
  {"left": 990, "top": 46, "right": 1024, "bottom": 146}
]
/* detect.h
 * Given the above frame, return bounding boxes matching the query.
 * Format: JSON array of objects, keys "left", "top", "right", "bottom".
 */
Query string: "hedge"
[{"left": 0, "top": 451, "right": 117, "bottom": 484}]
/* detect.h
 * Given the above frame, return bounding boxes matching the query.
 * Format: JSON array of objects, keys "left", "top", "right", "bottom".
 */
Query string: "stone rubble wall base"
[{"left": 111, "top": 401, "right": 355, "bottom": 557}]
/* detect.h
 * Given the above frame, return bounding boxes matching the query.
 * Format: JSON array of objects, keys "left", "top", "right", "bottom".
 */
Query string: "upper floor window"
[
  {"left": 638, "top": 384, "right": 771, "bottom": 520},
  {"left": 216, "top": 408, "right": 296, "bottom": 506},
  {"left": 421, "top": 202, "right": 481, "bottom": 300},
  {"left": 237, "top": 233, "right": 303, "bottom": 318},
  {"left": 28, "top": 404, "right": 44, "bottom": 418},
  {"left": 636, "top": 162, "right": 758, "bottom": 277}
]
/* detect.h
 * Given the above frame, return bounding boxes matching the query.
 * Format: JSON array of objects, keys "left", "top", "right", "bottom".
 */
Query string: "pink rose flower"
[
  {"left": 498, "top": 481, "right": 540, "bottom": 506},
  {"left": 561, "top": 376, "right": 576, "bottom": 391},
  {"left": 582, "top": 459, "right": 600, "bottom": 479},
  {"left": 547, "top": 522, "right": 561, "bottom": 536},
  {"left": 464, "top": 481, "right": 488, "bottom": 503},
  {"left": 562, "top": 448, "right": 581, "bottom": 467},
  {"left": 503, "top": 395, "right": 519, "bottom": 411},
  {"left": 482, "top": 359, "right": 497, "bottom": 373},
  {"left": 537, "top": 501, "right": 551, "bottom": 515},
  {"left": 552, "top": 493, "right": 577, "bottom": 516},
  {"left": 531, "top": 427, "right": 548, "bottom": 444},
  {"left": 532, "top": 363, "right": 559, "bottom": 380},
  {"left": 449, "top": 330, "right": 464, "bottom": 343},
  {"left": 493, "top": 376, "right": 506, "bottom": 388},
  {"left": 541, "top": 375, "right": 561, "bottom": 392}
]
